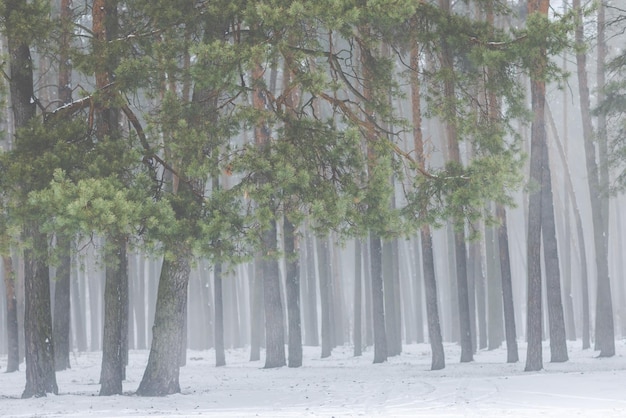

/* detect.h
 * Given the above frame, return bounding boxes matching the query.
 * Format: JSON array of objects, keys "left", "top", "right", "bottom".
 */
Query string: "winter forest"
[{"left": 0, "top": 0, "right": 626, "bottom": 412}]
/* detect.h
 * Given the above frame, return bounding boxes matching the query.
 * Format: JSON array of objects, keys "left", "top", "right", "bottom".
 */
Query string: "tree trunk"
[
  {"left": 303, "top": 228, "right": 319, "bottom": 346},
  {"left": 370, "top": 233, "right": 388, "bottom": 364},
  {"left": 411, "top": 237, "right": 425, "bottom": 344},
  {"left": 136, "top": 244, "right": 191, "bottom": 396},
  {"left": 284, "top": 216, "right": 302, "bottom": 368},
  {"left": 410, "top": 42, "right": 444, "bottom": 369},
  {"left": 71, "top": 257, "right": 88, "bottom": 352},
  {"left": 6, "top": 0, "right": 58, "bottom": 396},
  {"left": 318, "top": 235, "right": 333, "bottom": 358},
  {"left": 22, "top": 222, "right": 58, "bottom": 398},
  {"left": 541, "top": 126, "right": 568, "bottom": 363},
  {"left": 262, "top": 220, "right": 286, "bottom": 369},
  {"left": 439, "top": 0, "right": 472, "bottom": 362},
  {"left": 100, "top": 237, "right": 128, "bottom": 396},
  {"left": 383, "top": 240, "right": 401, "bottom": 356},
  {"left": 3, "top": 255, "right": 19, "bottom": 372},
  {"left": 354, "top": 239, "right": 363, "bottom": 357},
  {"left": 574, "top": 0, "right": 614, "bottom": 357},
  {"left": 53, "top": 235, "right": 71, "bottom": 371},
  {"left": 496, "top": 204, "right": 519, "bottom": 363},
  {"left": 525, "top": 0, "right": 550, "bottom": 373},
  {"left": 249, "top": 256, "right": 264, "bottom": 361},
  {"left": 486, "top": 222, "right": 504, "bottom": 350},
  {"left": 546, "top": 103, "right": 591, "bottom": 349},
  {"left": 214, "top": 262, "right": 226, "bottom": 367},
  {"left": 53, "top": 0, "right": 73, "bottom": 371}
]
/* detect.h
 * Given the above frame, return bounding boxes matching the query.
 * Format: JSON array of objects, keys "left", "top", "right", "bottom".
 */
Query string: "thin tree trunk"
[
  {"left": 574, "top": 0, "right": 615, "bottom": 357},
  {"left": 53, "top": 235, "right": 71, "bottom": 371},
  {"left": 540, "top": 122, "right": 569, "bottom": 363},
  {"left": 318, "top": 236, "right": 333, "bottom": 358},
  {"left": 546, "top": 104, "right": 591, "bottom": 349},
  {"left": 354, "top": 240, "right": 363, "bottom": 356},
  {"left": 303, "top": 227, "right": 319, "bottom": 346},
  {"left": 525, "top": 0, "right": 550, "bottom": 372},
  {"left": 249, "top": 257, "right": 264, "bottom": 361},
  {"left": 214, "top": 262, "right": 225, "bottom": 367},
  {"left": 411, "top": 41, "right": 444, "bottom": 370},
  {"left": 496, "top": 204, "right": 519, "bottom": 363},
  {"left": 439, "top": 0, "right": 472, "bottom": 362},
  {"left": 3, "top": 255, "right": 19, "bottom": 372},
  {"left": 53, "top": 0, "right": 73, "bottom": 372},
  {"left": 284, "top": 216, "right": 302, "bottom": 368},
  {"left": 383, "top": 240, "right": 400, "bottom": 356},
  {"left": 370, "top": 233, "right": 388, "bottom": 364}
]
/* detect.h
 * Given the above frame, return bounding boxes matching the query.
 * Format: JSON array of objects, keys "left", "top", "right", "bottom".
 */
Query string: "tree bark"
[
  {"left": 370, "top": 234, "right": 388, "bottom": 363},
  {"left": 249, "top": 256, "right": 264, "bottom": 361},
  {"left": 6, "top": 0, "right": 58, "bottom": 396},
  {"left": 573, "top": 0, "right": 614, "bottom": 357},
  {"left": 439, "top": 0, "right": 472, "bottom": 362},
  {"left": 22, "top": 222, "right": 58, "bottom": 398},
  {"left": 284, "top": 215, "right": 302, "bottom": 368},
  {"left": 540, "top": 135, "right": 568, "bottom": 363},
  {"left": 525, "top": 0, "right": 550, "bottom": 372},
  {"left": 496, "top": 204, "right": 519, "bottom": 363},
  {"left": 53, "top": 236, "right": 71, "bottom": 371},
  {"left": 411, "top": 42, "right": 444, "bottom": 370},
  {"left": 3, "top": 255, "right": 19, "bottom": 372},
  {"left": 261, "top": 220, "right": 286, "bottom": 369},
  {"left": 318, "top": 236, "right": 333, "bottom": 358},
  {"left": 136, "top": 245, "right": 191, "bottom": 396},
  {"left": 303, "top": 228, "right": 319, "bottom": 346},
  {"left": 214, "top": 262, "right": 226, "bottom": 367},
  {"left": 100, "top": 237, "right": 128, "bottom": 395},
  {"left": 354, "top": 239, "right": 363, "bottom": 357},
  {"left": 546, "top": 103, "right": 591, "bottom": 349}
]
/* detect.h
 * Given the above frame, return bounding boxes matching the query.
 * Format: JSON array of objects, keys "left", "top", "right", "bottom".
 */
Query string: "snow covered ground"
[{"left": 1, "top": 340, "right": 626, "bottom": 417}]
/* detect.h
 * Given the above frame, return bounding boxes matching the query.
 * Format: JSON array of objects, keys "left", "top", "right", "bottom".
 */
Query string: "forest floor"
[{"left": 1, "top": 339, "right": 626, "bottom": 417}]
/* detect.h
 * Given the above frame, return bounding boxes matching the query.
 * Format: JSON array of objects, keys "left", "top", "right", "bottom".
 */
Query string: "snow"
[{"left": 2, "top": 341, "right": 626, "bottom": 417}]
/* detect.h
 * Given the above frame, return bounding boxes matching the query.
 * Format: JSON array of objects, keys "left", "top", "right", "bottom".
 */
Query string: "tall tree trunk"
[
  {"left": 6, "top": 0, "right": 58, "bottom": 396},
  {"left": 53, "top": 235, "right": 71, "bottom": 371},
  {"left": 214, "top": 262, "right": 226, "bottom": 367},
  {"left": 137, "top": 244, "right": 191, "bottom": 395},
  {"left": 284, "top": 216, "right": 302, "bottom": 368},
  {"left": 486, "top": 222, "right": 504, "bottom": 350},
  {"left": 52, "top": 0, "right": 73, "bottom": 372},
  {"left": 22, "top": 222, "right": 58, "bottom": 398},
  {"left": 249, "top": 256, "right": 264, "bottom": 361},
  {"left": 411, "top": 42, "right": 444, "bottom": 370},
  {"left": 370, "top": 234, "right": 388, "bottom": 363},
  {"left": 411, "top": 237, "right": 425, "bottom": 344},
  {"left": 546, "top": 103, "right": 591, "bottom": 349},
  {"left": 318, "top": 235, "right": 333, "bottom": 358},
  {"left": 100, "top": 237, "right": 128, "bottom": 395},
  {"left": 540, "top": 124, "right": 568, "bottom": 363},
  {"left": 261, "top": 220, "right": 286, "bottom": 368},
  {"left": 383, "top": 240, "right": 401, "bottom": 356},
  {"left": 303, "top": 227, "right": 319, "bottom": 346},
  {"left": 573, "top": 0, "right": 615, "bottom": 357},
  {"left": 525, "top": 0, "right": 550, "bottom": 373},
  {"left": 439, "top": 0, "right": 472, "bottom": 362},
  {"left": 3, "top": 255, "right": 19, "bottom": 372},
  {"left": 354, "top": 239, "right": 363, "bottom": 356},
  {"left": 496, "top": 204, "right": 519, "bottom": 363}
]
